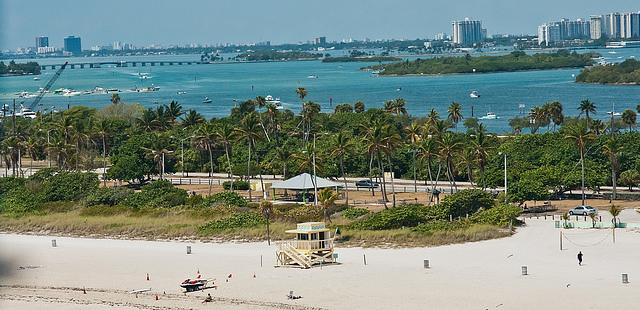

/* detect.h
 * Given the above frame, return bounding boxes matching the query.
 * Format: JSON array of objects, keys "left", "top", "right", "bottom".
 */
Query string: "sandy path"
[{"left": 1, "top": 211, "right": 639, "bottom": 309}]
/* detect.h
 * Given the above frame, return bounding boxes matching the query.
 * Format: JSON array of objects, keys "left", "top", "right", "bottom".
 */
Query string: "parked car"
[
  {"left": 355, "top": 179, "right": 379, "bottom": 188},
  {"left": 568, "top": 205, "right": 597, "bottom": 216}
]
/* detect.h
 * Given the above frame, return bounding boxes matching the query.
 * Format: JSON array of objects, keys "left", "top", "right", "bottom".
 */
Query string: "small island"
[
  {"left": 323, "top": 50, "right": 401, "bottom": 63},
  {"left": 366, "top": 50, "right": 597, "bottom": 75},
  {"left": 233, "top": 50, "right": 323, "bottom": 62},
  {"left": 576, "top": 59, "right": 640, "bottom": 85},
  {"left": 0, "top": 60, "right": 41, "bottom": 76}
]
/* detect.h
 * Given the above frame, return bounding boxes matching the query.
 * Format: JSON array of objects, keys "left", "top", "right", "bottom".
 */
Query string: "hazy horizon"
[{"left": 1, "top": 0, "right": 638, "bottom": 50}]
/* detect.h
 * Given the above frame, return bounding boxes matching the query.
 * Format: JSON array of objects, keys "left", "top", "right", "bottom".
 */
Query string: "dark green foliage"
[
  {"left": 84, "top": 187, "right": 134, "bottom": 207},
  {"left": 222, "top": 180, "right": 250, "bottom": 190},
  {"left": 123, "top": 180, "right": 188, "bottom": 208},
  {"left": 0, "top": 61, "right": 41, "bottom": 75},
  {"left": 441, "top": 189, "right": 494, "bottom": 218},
  {"left": 471, "top": 205, "right": 522, "bottom": 227},
  {"left": 412, "top": 220, "right": 471, "bottom": 233},
  {"left": 350, "top": 204, "right": 447, "bottom": 230},
  {"left": 0, "top": 188, "right": 41, "bottom": 215},
  {"left": 198, "top": 212, "right": 264, "bottom": 233},
  {"left": 576, "top": 59, "right": 640, "bottom": 84},
  {"left": 0, "top": 177, "right": 26, "bottom": 196},
  {"left": 203, "top": 192, "right": 248, "bottom": 208},
  {"left": 322, "top": 56, "right": 401, "bottom": 63},
  {"left": 369, "top": 50, "right": 595, "bottom": 75},
  {"left": 38, "top": 171, "right": 100, "bottom": 202},
  {"left": 342, "top": 207, "right": 370, "bottom": 219},
  {"left": 233, "top": 51, "right": 322, "bottom": 61}
]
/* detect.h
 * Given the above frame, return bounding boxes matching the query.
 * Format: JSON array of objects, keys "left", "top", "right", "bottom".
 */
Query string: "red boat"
[{"left": 180, "top": 274, "right": 213, "bottom": 292}]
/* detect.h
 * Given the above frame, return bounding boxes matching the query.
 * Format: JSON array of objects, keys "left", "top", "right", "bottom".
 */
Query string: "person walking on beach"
[{"left": 577, "top": 251, "right": 583, "bottom": 266}]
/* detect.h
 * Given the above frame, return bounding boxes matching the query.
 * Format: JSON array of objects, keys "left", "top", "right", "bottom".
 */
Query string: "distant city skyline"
[{"left": 0, "top": 0, "right": 637, "bottom": 50}]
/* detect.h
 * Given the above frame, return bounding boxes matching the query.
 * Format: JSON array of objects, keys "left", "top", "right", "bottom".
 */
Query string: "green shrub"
[
  {"left": 350, "top": 204, "right": 450, "bottom": 230},
  {"left": 0, "top": 188, "right": 41, "bottom": 215},
  {"left": 0, "top": 177, "right": 26, "bottom": 196},
  {"left": 441, "top": 189, "right": 494, "bottom": 218},
  {"left": 471, "top": 205, "right": 522, "bottom": 227},
  {"left": 123, "top": 180, "right": 188, "bottom": 208},
  {"left": 222, "top": 180, "right": 250, "bottom": 190},
  {"left": 38, "top": 171, "right": 100, "bottom": 202},
  {"left": 412, "top": 220, "right": 471, "bottom": 233},
  {"left": 84, "top": 187, "right": 134, "bottom": 206},
  {"left": 198, "top": 212, "right": 264, "bottom": 233},
  {"left": 280, "top": 204, "right": 323, "bottom": 223},
  {"left": 342, "top": 207, "right": 370, "bottom": 220},
  {"left": 204, "top": 192, "right": 248, "bottom": 208}
]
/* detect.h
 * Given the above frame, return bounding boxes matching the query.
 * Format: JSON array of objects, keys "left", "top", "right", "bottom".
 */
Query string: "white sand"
[{"left": 1, "top": 210, "right": 639, "bottom": 310}]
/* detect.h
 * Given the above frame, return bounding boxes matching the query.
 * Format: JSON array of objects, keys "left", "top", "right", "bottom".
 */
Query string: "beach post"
[
  {"left": 51, "top": 239, "right": 57, "bottom": 247},
  {"left": 622, "top": 273, "right": 629, "bottom": 284},
  {"left": 521, "top": 266, "right": 528, "bottom": 276},
  {"left": 363, "top": 253, "right": 367, "bottom": 266},
  {"left": 186, "top": 246, "right": 192, "bottom": 254},
  {"left": 261, "top": 255, "right": 263, "bottom": 267},
  {"left": 423, "top": 259, "right": 430, "bottom": 269}
]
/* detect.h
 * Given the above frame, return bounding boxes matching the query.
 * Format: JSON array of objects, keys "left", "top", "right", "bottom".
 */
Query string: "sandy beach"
[{"left": 1, "top": 210, "right": 639, "bottom": 310}]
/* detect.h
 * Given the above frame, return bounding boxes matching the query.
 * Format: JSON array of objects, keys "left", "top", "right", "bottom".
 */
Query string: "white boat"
[
  {"left": 62, "top": 89, "right": 82, "bottom": 97},
  {"left": 106, "top": 88, "right": 120, "bottom": 93},
  {"left": 469, "top": 91, "right": 480, "bottom": 98},
  {"left": 265, "top": 95, "right": 283, "bottom": 109},
  {"left": 177, "top": 91, "right": 187, "bottom": 95},
  {"left": 607, "top": 111, "right": 622, "bottom": 117},
  {"left": 202, "top": 97, "right": 212, "bottom": 103},
  {"left": 33, "top": 77, "right": 40, "bottom": 81},
  {"left": 307, "top": 75, "right": 318, "bottom": 79},
  {"left": 479, "top": 112, "right": 497, "bottom": 120},
  {"left": 20, "top": 106, "right": 37, "bottom": 119}
]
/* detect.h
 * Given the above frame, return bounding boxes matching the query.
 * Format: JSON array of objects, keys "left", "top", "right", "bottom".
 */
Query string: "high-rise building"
[
  {"left": 589, "top": 16, "right": 603, "bottom": 40},
  {"left": 434, "top": 32, "right": 447, "bottom": 41},
  {"left": 603, "top": 13, "right": 622, "bottom": 39},
  {"left": 452, "top": 18, "right": 484, "bottom": 46},
  {"left": 314, "top": 37, "right": 327, "bottom": 45},
  {"left": 64, "top": 36, "right": 82, "bottom": 55},
  {"left": 538, "top": 22, "right": 561, "bottom": 46},
  {"left": 621, "top": 12, "right": 640, "bottom": 38},
  {"left": 35, "top": 36, "right": 49, "bottom": 48},
  {"left": 112, "top": 41, "right": 123, "bottom": 50}
]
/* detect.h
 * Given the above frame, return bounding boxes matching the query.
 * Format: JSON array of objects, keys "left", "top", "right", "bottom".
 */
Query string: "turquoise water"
[{"left": 1, "top": 48, "right": 639, "bottom": 133}]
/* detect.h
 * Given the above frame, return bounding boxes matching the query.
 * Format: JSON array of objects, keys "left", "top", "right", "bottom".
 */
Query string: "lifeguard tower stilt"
[{"left": 276, "top": 222, "right": 336, "bottom": 269}]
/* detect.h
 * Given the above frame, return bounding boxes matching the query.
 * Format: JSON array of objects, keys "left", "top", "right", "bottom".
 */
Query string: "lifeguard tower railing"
[{"left": 276, "top": 238, "right": 335, "bottom": 252}]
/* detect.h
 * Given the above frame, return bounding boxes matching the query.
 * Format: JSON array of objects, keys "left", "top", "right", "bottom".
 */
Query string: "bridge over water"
[{"left": 41, "top": 60, "right": 205, "bottom": 70}]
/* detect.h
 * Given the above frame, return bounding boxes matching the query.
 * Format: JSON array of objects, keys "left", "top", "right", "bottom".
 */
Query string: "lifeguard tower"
[{"left": 276, "top": 222, "right": 336, "bottom": 269}]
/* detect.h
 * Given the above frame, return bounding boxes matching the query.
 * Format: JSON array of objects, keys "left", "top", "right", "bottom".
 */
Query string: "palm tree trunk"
[
  {"left": 387, "top": 155, "right": 396, "bottom": 207},
  {"left": 413, "top": 150, "right": 417, "bottom": 193},
  {"left": 340, "top": 157, "right": 348, "bottom": 205},
  {"left": 254, "top": 147, "right": 266, "bottom": 200},
  {"left": 247, "top": 142, "right": 252, "bottom": 201},
  {"left": 208, "top": 144, "right": 214, "bottom": 195},
  {"left": 102, "top": 136, "right": 107, "bottom": 187},
  {"left": 224, "top": 144, "right": 234, "bottom": 192},
  {"left": 377, "top": 152, "right": 388, "bottom": 208},
  {"left": 612, "top": 164, "right": 617, "bottom": 200},
  {"left": 580, "top": 150, "right": 585, "bottom": 205},
  {"left": 368, "top": 154, "right": 375, "bottom": 197}
]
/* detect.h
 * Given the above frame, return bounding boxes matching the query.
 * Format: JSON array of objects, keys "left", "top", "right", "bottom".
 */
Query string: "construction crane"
[{"left": 29, "top": 61, "right": 68, "bottom": 110}]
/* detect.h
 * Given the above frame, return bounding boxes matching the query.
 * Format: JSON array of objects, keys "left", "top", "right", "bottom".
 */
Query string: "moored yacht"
[{"left": 470, "top": 90, "right": 480, "bottom": 98}]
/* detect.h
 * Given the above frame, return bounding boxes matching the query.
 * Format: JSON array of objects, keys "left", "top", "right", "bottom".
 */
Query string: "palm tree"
[
  {"left": 545, "top": 101, "right": 564, "bottom": 131},
  {"left": 318, "top": 188, "right": 338, "bottom": 223},
  {"left": 193, "top": 122, "right": 217, "bottom": 194},
  {"left": 142, "top": 134, "right": 174, "bottom": 181},
  {"left": 405, "top": 122, "right": 422, "bottom": 192},
  {"left": 602, "top": 136, "right": 623, "bottom": 200},
  {"left": 447, "top": 102, "right": 463, "bottom": 130},
  {"left": 459, "top": 147, "right": 475, "bottom": 186},
  {"left": 437, "top": 133, "right": 462, "bottom": 191},
  {"left": 578, "top": 99, "right": 596, "bottom": 130},
  {"left": 621, "top": 109, "right": 637, "bottom": 131},
  {"left": 417, "top": 138, "right": 437, "bottom": 190},
  {"left": 383, "top": 98, "right": 407, "bottom": 116},
  {"left": 471, "top": 124, "right": 491, "bottom": 189},
  {"left": 180, "top": 109, "right": 205, "bottom": 127},
  {"left": 22, "top": 136, "right": 40, "bottom": 176},
  {"left": 564, "top": 122, "right": 595, "bottom": 205},
  {"left": 296, "top": 87, "right": 308, "bottom": 142},
  {"left": 166, "top": 101, "right": 183, "bottom": 124},
  {"left": 275, "top": 146, "right": 291, "bottom": 179},
  {"left": 235, "top": 113, "right": 264, "bottom": 201},
  {"left": 330, "top": 132, "right": 352, "bottom": 204},
  {"left": 425, "top": 109, "right": 440, "bottom": 134},
  {"left": 609, "top": 205, "right": 621, "bottom": 227},
  {"left": 93, "top": 119, "right": 111, "bottom": 186},
  {"left": 259, "top": 200, "right": 273, "bottom": 245},
  {"left": 529, "top": 106, "right": 549, "bottom": 133},
  {"left": 136, "top": 109, "right": 157, "bottom": 132},
  {"left": 110, "top": 93, "right": 121, "bottom": 105},
  {"left": 215, "top": 122, "right": 236, "bottom": 191}
]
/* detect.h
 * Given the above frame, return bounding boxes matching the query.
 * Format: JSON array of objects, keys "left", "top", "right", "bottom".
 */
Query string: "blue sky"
[{"left": 0, "top": 0, "right": 637, "bottom": 49}]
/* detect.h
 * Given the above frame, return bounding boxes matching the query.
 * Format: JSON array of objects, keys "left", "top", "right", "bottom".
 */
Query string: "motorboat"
[
  {"left": 62, "top": 89, "right": 82, "bottom": 97},
  {"left": 469, "top": 91, "right": 480, "bottom": 98},
  {"left": 33, "top": 77, "right": 40, "bottom": 81},
  {"left": 20, "top": 106, "right": 37, "bottom": 119},
  {"left": 265, "top": 95, "right": 283, "bottom": 109},
  {"left": 307, "top": 74, "right": 318, "bottom": 79},
  {"left": 177, "top": 90, "right": 187, "bottom": 95},
  {"left": 607, "top": 111, "right": 622, "bottom": 117},
  {"left": 106, "top": 88, "right": 120, "bottom": 93},
  {"left": 479, "top": 112, "right": 497, "bottom": 120},
  {"left": 202, "top": 97, "right": 212, "bottom": 103}
]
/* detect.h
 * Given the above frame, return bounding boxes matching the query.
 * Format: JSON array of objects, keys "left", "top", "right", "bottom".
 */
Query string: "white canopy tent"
[{"left": 271, "top": 173, "right": 342, "bottom": 190}]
